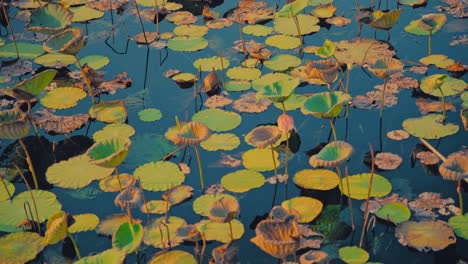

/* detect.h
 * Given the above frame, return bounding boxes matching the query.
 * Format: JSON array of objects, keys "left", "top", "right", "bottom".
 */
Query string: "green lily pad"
[
  {"left": 281, "top": 196, "right": 323, "bottom": 223},
  {"left": 243, "top": 25, "right": 274, "bottom": 36},
  {"left": 200, "top": 133, "right": 240, "bottom": 151},
  {"left": 134, "top": 161, "right": 185, "bottom": 191},
  {"left": 113, "top": 222, "right": 144, "bottom": 253},
  {"left": 340, "top": 173, "right": 392, "bottom": 200},
  {"left": 46, "top": 154, "right": 114, "bottom": 189},
  {"left": 402, "top": 114, "right": 459, "bottom": 139},
  {"left": 309, "top": 141, "right": 354, "bottom": 167},
  {"left": 257, "top": 78, "right": 300, "bottom": 103},
  {"left": 339, "top": 246, "right": 369, "bottom": 264},
  {"left": 276, "top": 0, "right": 308, "bottom": 18},
  {"left": 0, "top": 42, "right": 44, "bottom": 59},
  {"left": 309, "top": 0, "right": 334, "bottom": 5},
  {"left": 40, "top": 87, "right": 87, "bottom": 110},
  {"left": 192, "top": 109, "right": 241, "bottom": 132},
  {"left": 252, "top": 73, "right": 300, "bottom": 92},
  {"left": 2, "top": 69, "right": 57, "bottom": 101},
  {"left": 149, "top": 250, "right": 197, "bottom": 264},
  {"left": 96, "top": 214, "right": 139, "bottom": 236},
  {"left": 141, "top": 200, "right": 170, "bottom": 214},
  {"left": 193, "top": 56, "right": 230, "bottom": 72},
  {"left": 44, "top": 211, "right": 68, "bottom": 245},
  {"left": 273, "top": 94, "right": 307, "bottom": 111},
  {"left": 0, "top": 190, "right": 62, "bottom": 232},
  {"left": 226, "top": 67, "right": 262, "bottom": 81},
  {"left": 138, "top": 108, "right": 163, "bottom": 122},
  {"left": 404, "top": 13, "right": 447, "bottom": 35},
  {"left": 420, "top": 74, "right": 466, "bottom": 97},
  {"left": 0, "top": 231, "right": 45, "bottom": 263},
  {"left": 43, "top": 28, "right": 84, "bottom": 55},
  {"left": 196, "top": 219, "right": 245, "bottom": 242},
  {"left": 266, "top": 35, "right": 301, "bottom": 49},
  {"left": 225, "top": 80, "right": 251, "bottom": 92},
  {"left": 99, "top": 173, "right": 135, "bottom": 193},
  {"left": 78, "top": 55, "right": 110, "bottom": 70},
  {"left": 86, "top": 137, "right": 131, "bottom": 168},
  {"left": 293, "top": 169, "right": 339, "bottom": 190},
  {"left": 311, "top": 4, "right": 337, "bottom": 18},
  {"left": 174, "top": 25, "right": 209, "bottom": 37},
  {"left": 143, "top": 216, "right": 187, "bottom": 248},
  {"left": 27, "top": 4, "right": 73, "bottom": 34},
  {"left": 93, "top": 124, "right": 135, "bottom": 142},
  {"left": 448, "top": 213, "right": 468, "bottom": 239},
  {"left": 0, "top": 180, "right": 14, "bottom": 201},
  {"left": 167, "top": 36, "right": 208, "bottom": 52},
  {"left": 242, "top": 148, "right": 280, "bottom": 172},
  {"left": 75, "top": 248, "right": 126, "bottom": 264},
  {"left": 264, "top": 54, "right": 302, "bottom": 71},
  {"left": 163, "top": 185, "right": 193, "bottom": 205},
  {"left": 0, "top": 108, "right": 29, "bottom": 140},
  {"left": 89, "top": 100, "right": 128, "bottom": 124},
  {"left": 274, "top": 14, "right": 320, "bottom": 36},
  {"left": 68, "top": 213, "right": 100, "bottom": 233},
  {"left": 221, "top": 169, "right": 265, "bottom": 193},
  {"left": 369, "top": 9, "right": 402, "bottom": 30},
  {"left": 126, "top": 134, "right": 176, "bottom": 168},
  {"left": 419, "top": 55, "right": 455, "bottom": 69},
  {"left": 34, "top": 53, "right": 76, "bottom": 67},
  {"left": 375, "top": 202, "right": 411, "bottom": 224},
  {"left": 316, "top": 39, "right": 336, "bottom": 58},
  {"left": 193, "top": 193, "right": 236, "bottom": 216},
  {"left": 70, "top": 6, "right": 105, "bottom": 22},
  {"left": 301, "top": 91, "right": 352, "bottom": 118}
]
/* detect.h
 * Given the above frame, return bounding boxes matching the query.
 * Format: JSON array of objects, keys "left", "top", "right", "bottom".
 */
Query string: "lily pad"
[
  {"left": 3, "top": 69, "right": 57, "bottom": 100},
  {"left": 134, "top": 161, "right": 185, "bottom": 191},
  {"left": 27, "top": 4, "right": 73, "bottom": 34},
  {"left": 112, "top": 222, "right": 144, "bottom": 253},
  {"left": 193, "top": 56, "right": 230, "bottom": 72},
  {"left": 276, "top": 0, "right": 308, "bottom": 18},
  {"left": 253, "top": 73, "right": 300, "bottom": 92},
  {"left": 225, "top": 80, "right": 251, "bottom": 92},
  {"left": 419, "top": 55, "right": 455, "bottom": 69},
  {"left": 93, "top": 124, "right": 135, "bottom": 142},
  {"left": 196, "top": 219, "right": 245, "bottom": 242},
  {"left": 149, "top": 250, "right": 197, "bottom": 264},
  {"left": 174, "top": 25, "right": 209, "bottom": 37},
  {"left": 281, "top": 196, "right": 323, "bottom": 223},
  {"left": 86, "top": 137, "right": 131, "bottom": 168},
  {"left": 243, "top": 25, "right": 274, "bottom": 36},
  {"left": 46, "top": 154, "right": 114, "bottom": 189},
  {"left": 404, "top": 13, "right": 447, "bottom": 35},
  {"left": 201, "top": 133, "right": 240, "bottom": 151},
  {"left": 68, "top": 213, "right": 100, "bottom": 233},
  {"left": 0, "top": 180, "right": 14, "bottom": 201},
  {"left": 265, "top": 35, "right": 301, "bottom": 49},
  {"left": 34, "top": 53, "right": 76, "bottom": 67},
  {"left": 448, "top": 213, "right": 468, "bottom": 239},
  {"left": 274, "top": 14, "right": 320, "bottom": 36},
  {"left": 310, "top": 4, "right": 337, "bottom": 18},
  {"left": 257, "top": 78, "right": 300, "bottom": 103},
  {"left": 138, "top": 108, "right": 162, "bottom": 122},
  {"left": 70, "top": 6, "right": 105, "bottom": 22},
  {"left": 141, "top": 200, "right": 169, "bottom": 214},
  {"left": 301, "top": 91, "right": 352, "bottom": 118},
  {"left": 340, "top": 173, "right": 392, "bottom": 200},
  {"left": 193, "top": 193, "right": 236, "bottom": 216},
  {"left": 0, "top": 42, "right": 44, "bottom": 59},
  {"left": 143, "top": 216, "right": 187, "bottom": 248},
  {"left": 293, "top": 169, "right": 339, "bottom": 190},
  {"left": 226, "top": 67, "right": 262, "bottom": 81},
  {"left": 78, "top": 55, "right": 110, "bottom": 70},
  {"left": 40, "top": 87, "right": 87, "bottom": 110},
  {"left": 167, "top": 36, "right": 208, "bottom": 52},
  {"left": 402, "top": 114, "right": 459, "bottom": 139},
  {"left": 309, "top": 141, "right": 354, "bottom": 167},
  {"left": 264, "top": 54, "right": 302, "bottom": 72},
  {"left": 96, "top": 214, "right": 140, "bottom": 237},
  {"left": 75, "top": 248, "right": 126, "bottom": 264},
  {"left": 221, "top": 169, "right": 265, "bottom": 193},
  {"left": 396, "top": 220, "right": 456, "bottom": 252},
  {"left": 242, "top": 148, "right": 280, "bottom": 172},
  {"left": 0, "top": 231, "right": 46, "bottom": 263},
  {"left": 89, "top": 100, "right": 128, "bottom": 124},
  {"left": 420, "top": 74, "right": 466, "bottom": 97},
  {"left": 339, "top": 246, "right": 369, "bottom": 264},
  {"left": 192, "top": 109, "right": 241, "bottom": 132},
  {"left": 375, "top": 202, "right": 411, "bottom": 224},
  {"left": 273, "top": 94, "right": 307, "bottom": 111}
]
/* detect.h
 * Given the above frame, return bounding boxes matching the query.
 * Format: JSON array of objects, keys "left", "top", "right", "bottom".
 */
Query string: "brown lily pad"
[
  {"left": 33, "top": 109, "right": 89, "bottom": 134},
  {"left": 396, "top": 220, "right": 456, "bottom": 252},
  {"left": 416, "top": 98, "right": 456, "bottom": 115}
]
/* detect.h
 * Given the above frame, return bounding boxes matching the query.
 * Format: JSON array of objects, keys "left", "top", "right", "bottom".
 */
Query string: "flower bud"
[{"left": 277, "top": 113, "right": 295, "bottom": 133}]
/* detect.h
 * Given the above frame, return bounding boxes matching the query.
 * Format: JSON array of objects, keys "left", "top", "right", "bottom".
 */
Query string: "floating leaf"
[
  {"left": 448, "top": 213, "right": 468, "bottom": 239},
  {"left": 310, "top": 4, "right": 337, "bottom": 18},
  {"left": 402, "top": 114, "right": 459, "bottom": 139},
  {"left": 93, "top": 124, "right": 135, "bottom": 142},
  {"left": 68, "top": 213, "right": 100, "bottom": 233},
  {"left": 396, "top": 220, "right": 456, "bottom": 252},
  {"left": 275, "top": 0, "right": 308, "bottom": 18},
  {"left": 226, "top": 67, "right": 262, "bottom": 81},
  {"left": 113, "top": 222, "right": 144, "bottom": 253},
  {"left": 309, "top": 141, "right": 354, "bottom": 167},
  {"left": 148, "top": 250, "right": 197, "bottom": 264},
  {"left": 333, "top": 38, "right": 395, "bottom": 66},
  {"left": 78, "top": 55, "right": 110, "bottom": 70},
  {"left": 0, "top": 42, "right": 44, "bottom": 59},
  {"left": 419, "top": 54, "right": 455, "bottom": 69},
  {"left": 134, "top": 161, "right": 185, "bottom": 191},
  {"left": 208, "top": 196, "right": 240, "bottom": 223},
  {"left": 404, "top": 13, "right": 447, "bottom": 35},
  {"left": 375, "top": 152, "right": 403, "bottom": 170},
  {"left": 221, "top": 169, "right": 265, "bottom": 193},
  {"left": 0, "top": 232, "right": 45, "bottom": 263},
  {"left": 40, "top": 87, "right": 87, "bottom": 110},
  {"left": 242, "top": 148, "right": 280, "bottom": 172},
  {"left": 163, "top": 184, "right": 194, "bottom": 205},
  {"left": 253, "top": 73, "right": 299, "bottom": 92},
  {"left": 174, "top": 25, "right": 209, "bottom": 37},
  {"left": 96, "top": 214, "right": 141, "bottom": 237},
  {"left": 281, "top": 197, "right": 323, "bottom": 223},
  {"left": 165, "top": 121, "right": 210, "bottom": 146},
  {"left": 0, "top": 180, "right": 14, "bottom": 201},
  {"left": 265, "top": 35, "right": 301, "bottom": 49},
  {"left": 201, "top": 133, "right": 240, "bottom": 151},
  {"left": 141, "top": 200, "right": 169, "bottom": 214},
  {"left": 86, "top": 136, "right": 131, "bottom": 168},
  {"left": 34, "top": 53, "right": 76, "bottom": 67},
  {"left": 33, "top": 108, "right": 87, "bottom": 134},
  {"left": 70, "top": 6, "right": 104, "bottom": 22},
  {"left": 44, "top": 211, "right": 68, "bottom": 245},
  {"left": 301, "top": 91, "right": 352, "bottom": 119},
  {"left": 27, "top": 4, "right": 73, "bottom": 34},
  {"left": 369, "top": 9, "right": 402, "bottom": 30},
  {"left": 293, "top": 169, "right": 339, "bottom": 190},
  {"left": 75, "top": 248, "right": 126, "bottom": 264},
  {"left": 197, "top": 219, "right": 245, "bottom": 242},
  {"left": 138, "top": 108, "right": 162, "bottom": 122},
  {"left": 43, "top": 28, "right": 84, "bottom": 55},
  {"left": 243, "top": 25, "right": 274, "bottom": 36},
  {"left": 264, "top": 54, "right": 302, "bottom": 72},
  {"left": 167, "top": 36, "right": 208, "bottom": 52},
  {"left": 398, "top": 0, "right": 426, "bottom": 6},
  {"left": 420, "top": 74, "right": 466, "bottom": 97},
  {"left": 46, "top": 154, "right": 114, "bottom": 189},
  {"left": 192, "top": 109, "right": 241, "bottom": 132},
  {"left": 193, "top": 193, "right": 236, "bottom": 216},
  {"left": 193, "top": 56, "right": 230, "bottom": 72},
  {"left": 340, "top": 173, "right": 392, "bottom": 200},
  {"left": 316, "top": 39, "right": 336, "bottom": 58},
  {"left": 339, "top": 246, "right": 369, "bottom": 264},
  {"left": 375, "top": 202, "right": 411, "bottom": 224},
  {"left": 144, "top": 216, "right": 186, "bottom": 248},
  {"left": 274, "top": 14, "right": 320, "bottom": 36},
  {"left": 89, "top": 100, "right": 128, "bottom": 124},
  {"left": 2, "top": 69, "right": 57, "bottom": 101}
]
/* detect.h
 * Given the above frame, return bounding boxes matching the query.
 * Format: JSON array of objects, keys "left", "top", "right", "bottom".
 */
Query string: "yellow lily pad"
[{"left": 281, "top": 196, "right": 323, "bottom": 223}]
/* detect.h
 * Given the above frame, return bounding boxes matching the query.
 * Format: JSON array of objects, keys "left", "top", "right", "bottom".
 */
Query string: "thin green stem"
[
  {"left": 292, "top": 15, "right": 303, "bottom": 47},
  {"left": 220, "top": 50, "right": 226, "bottom": 90},
  {"left": 193, "top": 145, "right": 204, "bottom": 191},
  {"left": 14, "top": 163, "right": 41, "bottom": 234},
  {"left": 458, "top": 180, "right": 463, "bottom": 215},
  {"left": 344, "top": 166, "right": 355, "bottom": 231},
  {"left": 200, "top": 232, "right": 207, "bottom": 264},
  {"left": 115, "top": 167, "right": 123, "bottom": 191},
  {"left": 428, "top": 31, "right": 432, "bottom": 56},
  {"left": 0, "top": 175, "right": 12, "bottom": 200},
  {"left": 18, "top": 139, "right": 38, "bottom": 190},
  {"left": 133, "top": 0, "right": 149, "bottom": 44},
  {"left": 280, "top": 102, "right": 290, "bottom": 199},
  {"left": 360, "top": 144, "right": 375, "bottom": 248},
  {"left": 26, "top": 102, "right": 39, "bottom": 136},
  {"left": 329, "top": 119, "right": 337, "bottom": 142},
  {"left": 237, "top": 15, "right": 247, "bottom": 60},
  {"left": 345, "top": 66, "right": 351, "bottom": 93},
  {"left": 228, "top": 220, "right": 234, "bottom": 240},
  {"left": 73, "top": 56, "right": 95, "bottom": 104},
  {"left": 68, "top": 234, "right": 82, "bottom": 259},
  {"left": 270, "top": 144, "right": 278, "bottom": 179},
  {"left": 437, "top": 87, "right": 446, "bottom": 121},
  {"left": 1, "top": 0, "right": 19, "bottom": 59},
  {"left": 379, "top": 79, "right": 387, "bottom": 119}
]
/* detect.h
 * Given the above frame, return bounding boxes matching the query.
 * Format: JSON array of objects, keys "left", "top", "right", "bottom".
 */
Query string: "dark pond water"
[{"left": 1, "top": 0, "right": 467, "bottom": 263}]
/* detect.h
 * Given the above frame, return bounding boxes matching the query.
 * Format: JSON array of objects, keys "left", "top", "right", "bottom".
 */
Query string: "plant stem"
[
  {"left": 219, "top": 50, "right": 226, "bottom": 90},
  {"left": 345, "top": 166, "right": 355, "bottom": 231},
  {"left": 18, "top": 139, "right": 38, "bottom": 190},
  {"left": 154, "top": 0, "right": 159, "bottom": 35},
  {"left": 457, "top": 180, "right": 463, "bottom": 214},
  {"left": 0, "top": 175, "right": 12, "bottom": 200},
  {"left": 26, "top": 102, "right": 39, "bottom": 136},
  {"left": 14, "top": 163, "right": 41, "bottom": 234},
  {"left": 270, "top": 144, "right": 278, "bottom": 179},
  {"left": 418, "top": 138, "right": 447, "bottom": 162},
  {"left": 228, "top": 220, "right": 234, "bottom": 240},
  {"left": 115, "top": 167, "right": 123, "bottom": 191},
  {"left": 73, "top": 56, "right": 95, "bottom": 104},
  {"left": 379, "top": 79, "right": 387, "bottom": 119},
  {"left": 428, "top": 30, "right": 432, "bottom": 56},
  {"left": 437, "top": 87, "right": 446, "bottom": 122},
  {"left": 329, "top": 119, "right": 337, "bottom": 142},
  {"left": 1, "top": 0, "right": 19, "bottom": 59},
  {"left": 360, "top": 144, "right": 375, "bottom": 248},
  {"left": 193, "top": 144, "right": 204, "bottom": 191},
  {"left": 281, "top": 102, "right": 290, "bottom": 199},
  {"left": 133, "top": 0, "right": 149, "bottom": 44},
  {"left": 68, "top": 234, "right": 82, "bottom": 259},
  {"left": 200, "top": 232, "right": 206, "bottom": 264},
  {"left": 292, "top": 15, "right": 303, "bottom": 47},
  {"left": 237, "top": 15, "right": 247, "bottom": 60}
]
